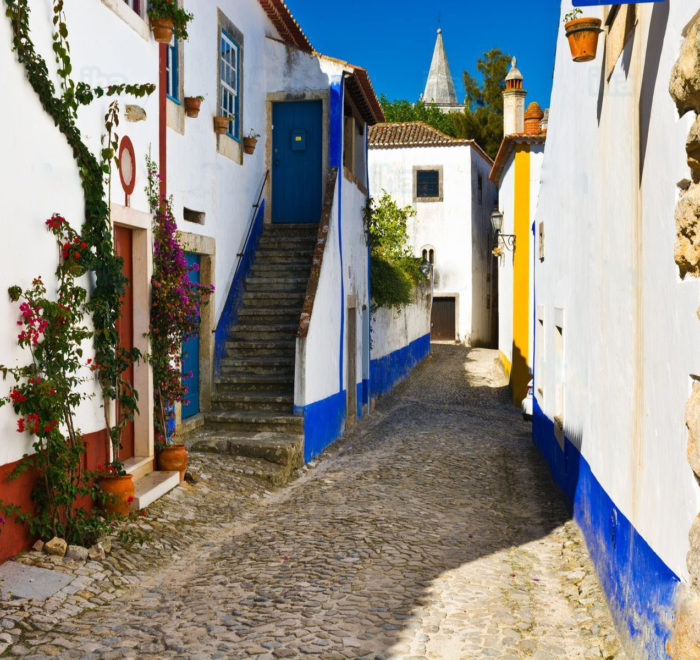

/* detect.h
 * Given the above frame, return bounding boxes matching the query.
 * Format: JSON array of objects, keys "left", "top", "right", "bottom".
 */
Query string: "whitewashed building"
[
  {"left": 533, "top": 3, "right": 700, "bottom": 656},
  {"left": 489, "top": 59, "right": 546, "bottom": 405},
  {"left": 0, "top": 0, "right": 383, "bottom": 562},
  {"left": 368, "top": 122, "right": 497, "bottom": 345}
]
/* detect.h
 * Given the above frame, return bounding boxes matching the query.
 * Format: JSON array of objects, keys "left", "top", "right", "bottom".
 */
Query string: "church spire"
[{"left": 423, "top": 28, "right": 459, "bottom": 109}]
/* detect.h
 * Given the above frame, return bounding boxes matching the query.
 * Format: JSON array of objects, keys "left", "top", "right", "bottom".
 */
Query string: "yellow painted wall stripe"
[{"left": 511, "top": 144, "right": 530, "bottom": 404}]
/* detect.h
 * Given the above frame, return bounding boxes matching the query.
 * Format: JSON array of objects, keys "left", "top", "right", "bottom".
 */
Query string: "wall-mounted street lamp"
[{"left": 490, "top": 208, "right": 516, "bottom": 252}]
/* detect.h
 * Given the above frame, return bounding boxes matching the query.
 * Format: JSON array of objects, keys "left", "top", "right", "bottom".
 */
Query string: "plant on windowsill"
[
  {"left": 145, "top": 156, "right": 213, "bottom": 483},
  {"left": 243, "top": 130, "right": 261, "bottom": 155},
  {"left": 213, "top": 113, "right": 233, "bottom": 135},
  {"left": 148, "top": 0, "right": 195, "bottom": 43},
  {"left": 563, "top": 7, "right": 602, "bottom": 63},
  {"left": 184, "top": 95, "right": 204, "bottom": 118}
]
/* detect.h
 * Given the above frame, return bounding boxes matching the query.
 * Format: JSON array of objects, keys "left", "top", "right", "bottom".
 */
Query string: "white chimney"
[{"left": 503, "top": 57, "right": 526, "bottom": 136}]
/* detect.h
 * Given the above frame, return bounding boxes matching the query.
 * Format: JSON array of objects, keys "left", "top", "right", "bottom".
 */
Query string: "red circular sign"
[{"left": 118, "top": 136, "right": 136, "bottom": 197}]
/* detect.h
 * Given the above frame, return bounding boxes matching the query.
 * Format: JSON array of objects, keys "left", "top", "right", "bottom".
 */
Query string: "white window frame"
[{"left": 220, "top": 31, "right": 240, "bottom": 140}]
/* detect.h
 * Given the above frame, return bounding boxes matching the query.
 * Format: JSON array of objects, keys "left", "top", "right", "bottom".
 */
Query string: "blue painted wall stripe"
[
  {"left": 297, "top": 390, "right": 346, "bottom": 462},
  {"left": 370, "top": 333, "right": 431, "bottom": 398},
  {"left": 214, "top": 200, "right": 265, "bottom": 374},
  {"left": 533, "top": 399, "right": 680, "bottom": 657}
]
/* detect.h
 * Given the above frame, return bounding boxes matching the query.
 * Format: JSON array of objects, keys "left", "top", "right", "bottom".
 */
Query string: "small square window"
[{"left": 417, "top": 170, "right": 440, "bottom": 198}]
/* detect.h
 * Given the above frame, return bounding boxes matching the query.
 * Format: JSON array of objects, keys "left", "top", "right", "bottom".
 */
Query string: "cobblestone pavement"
[{"left": 0, "top": 345, "right": 623, "bottom": 659}]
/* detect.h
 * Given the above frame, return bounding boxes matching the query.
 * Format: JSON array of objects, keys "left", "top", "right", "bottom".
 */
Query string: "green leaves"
[{"left": 380, "top": 96, "right": 457, "bottom": 137}]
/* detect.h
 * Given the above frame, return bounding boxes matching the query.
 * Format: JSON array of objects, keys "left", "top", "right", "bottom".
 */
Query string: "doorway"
[
  {"left": 181, "top": 252, "right": 201, "bottom": 419},
  {"left": 114, "top": 225, "right": 135, "bottom": 461},
  {"left": 272, "top": 100, "right": 322, "bottom": 224},
  {"left": 431, "top": 297, "right": 456, "bottom": 341},
  {"left": 347, "top": 306, "right": 357, "bottom": 428}
]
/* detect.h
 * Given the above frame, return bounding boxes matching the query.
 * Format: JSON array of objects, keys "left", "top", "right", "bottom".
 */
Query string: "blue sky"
[{"left": 285, "top": 0, "right": 562, "bottom": 110}]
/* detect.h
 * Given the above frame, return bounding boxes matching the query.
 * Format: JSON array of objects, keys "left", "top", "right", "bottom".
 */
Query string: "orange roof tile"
[
  {"left": 257, "top": 0, "right": 313, "bottom": 53},
  {"left": 489, "top": 133, "right": 546, "bottom": 184}
]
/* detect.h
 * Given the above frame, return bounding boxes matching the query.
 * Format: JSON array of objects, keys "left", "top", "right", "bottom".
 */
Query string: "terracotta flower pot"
[
  {"left": 213, "top": 116, "right": 230, "bottom": 135},
  {"left": 151, "top": 17, "right": 174, "bottom": 44},
  {"left": 184, "top": 97, "right": 202, "bottom": 118},
  {"left": 157, "top": 444, "right": 188, "bottom": 482},
  {"left": 243, "top": 137, "right": 258, "bottom": 155},
  {"left": 97, "top": 474, "right": 134, "bottom": 517},
  {"left": 564, "top": 18, "right": 603, "bottom": 63}
]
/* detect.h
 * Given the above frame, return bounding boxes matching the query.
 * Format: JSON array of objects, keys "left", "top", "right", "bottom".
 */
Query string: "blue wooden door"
[
  {"left": 272, "top": 101, "right": 322, "bottom": 224},
  {"left": 181, "top": 252, "right": 200, "bottom": 419}
]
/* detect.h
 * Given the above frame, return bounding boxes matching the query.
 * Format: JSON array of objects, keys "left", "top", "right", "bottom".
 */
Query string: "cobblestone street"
[{"left": 1, "top": 345, "right": 622, "bottom": 659}]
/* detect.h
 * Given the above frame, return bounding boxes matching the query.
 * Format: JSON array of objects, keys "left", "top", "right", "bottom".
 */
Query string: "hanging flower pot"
[
  {"left": 97, "top": 473, "right": 134, "bottom": 516},
  {"left": 243, "top": 137, "right": 258, "bottom": 155},
  {"left": 564, "top": 16, "right": 603, "bottom": 63},
  {"left": 213, "top": 116, "right": 230, "bottom": 135},
  {"left": 184, "top": 96, "right": 203, "bottom": 118},
  {"left": 157, "top": 444, "right": 188, "bottom": 482},
  {"left": 151, "top": 17, "right": 174, "bottom": 44}
]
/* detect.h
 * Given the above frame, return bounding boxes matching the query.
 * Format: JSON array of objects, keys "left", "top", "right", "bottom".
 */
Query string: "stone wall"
[{"left": 668, "top": 14, "right": 700, "bottom": 659}]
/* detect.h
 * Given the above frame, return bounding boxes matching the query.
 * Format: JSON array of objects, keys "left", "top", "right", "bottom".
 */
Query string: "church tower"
[{"left": 423, "top": 29, "right": 463, "bottom": 113}]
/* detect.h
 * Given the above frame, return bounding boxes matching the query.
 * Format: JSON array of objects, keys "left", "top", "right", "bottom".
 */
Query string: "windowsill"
[
  {"left": 343, "top": 166, "right": 367, "bottom": 195},
  {"left": 167, "top": 95, "right": 182, "bottom": 106},
  {"left": 217, "top": 133, "right": 242, "bottom": 165},
  {"left": 415, "top": 195, "right": 443, "bottom": 203},
  {"left": 167, "top": 97, "right": 184, "bottom": 135},
  {"left": 101, "top": 0, "right": 151, "bottom": 41}
]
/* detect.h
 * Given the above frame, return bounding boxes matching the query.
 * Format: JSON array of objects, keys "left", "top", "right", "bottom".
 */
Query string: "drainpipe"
[{"left": 159, "top": 42, "right": 167, "bottom": 199}]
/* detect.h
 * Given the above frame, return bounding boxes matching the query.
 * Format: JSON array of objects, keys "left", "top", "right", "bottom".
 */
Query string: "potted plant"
[
  {"left": 148, "top": 0, "right": 195, "bottom": 44},
  {"left": 214, "top": 113, "right": 233, "bottom": 135},
  {"left": 156, "top": 432, "right": 188, "bottom": 482},
  {"left": 184, "top": 95, "right": 204, "bottom": 118},
  {"left": 95, "top": 464, "right": 134, "bottom": 516},
  {"left": 563, "top": 8, "right": 603, "bottom": 63},
  {"left": 243, "top": 130, "right": 260, "bottom": 155}
]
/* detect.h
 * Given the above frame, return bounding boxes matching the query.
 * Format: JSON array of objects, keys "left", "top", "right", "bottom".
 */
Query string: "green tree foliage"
[
  {"left": 380, "top": 96, "right": 457, "bottom": 137},
  {"left": 366, "top": 193, "right": 424, "bottom": 309},
  {"left": 451, "top": 49, "right": 511, "bottom": 158}
]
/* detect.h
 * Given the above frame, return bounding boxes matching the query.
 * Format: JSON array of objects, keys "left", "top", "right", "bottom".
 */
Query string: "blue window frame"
[
  {"left": 220, "top": 30, "right": 240, "bottom": 140},
  {"left": 417, "top": 170, "right": 440, "bottom": 198},
  {"left": 166, "top": 35, "right": 179, "bottom": 103}
]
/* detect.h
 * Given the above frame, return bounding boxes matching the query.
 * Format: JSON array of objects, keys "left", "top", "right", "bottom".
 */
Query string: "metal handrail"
[{"left": 237, "top": 169, "right": 269, "bottom": 257}]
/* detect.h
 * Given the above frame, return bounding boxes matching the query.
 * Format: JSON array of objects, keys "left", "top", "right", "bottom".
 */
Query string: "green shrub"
[{"left": 370, "top": 256, "right": 414, "bottom": 309}]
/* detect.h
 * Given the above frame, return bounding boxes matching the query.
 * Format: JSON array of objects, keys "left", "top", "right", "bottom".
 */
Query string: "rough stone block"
[
  {"left": 689, "top": 515, "right": 700, "bottom": 590},
  {"left": 675, "top": 183, "right": 700, "bottom": 278},
  {"left": 688, "top": 115, "right": 700, "bottom": 182},
  {"left": 44, "top": 537, "right": 67, "bottom": 557},
  {"left": 65, "top": 545, "right": 89, "bottom": 563},
  {"left": 670, "top": 18, "right": 700, "bottom": 116},
  {"left": 125, "top": 104, "right": 147, "bottom": 122},
  {"left": 667, "top": 584, "right": 700, "bottom": 659},
  {"left": 688, "top": 386, "right": 700, "bottom": 479}
]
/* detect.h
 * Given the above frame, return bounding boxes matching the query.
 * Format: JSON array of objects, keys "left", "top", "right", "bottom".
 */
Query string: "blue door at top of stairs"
[
  {"left": 181, "top": 252, "right": 200, "bottom": 419},
  {"left": 272, "top": 100, "right": 322, "bottom": 224}
]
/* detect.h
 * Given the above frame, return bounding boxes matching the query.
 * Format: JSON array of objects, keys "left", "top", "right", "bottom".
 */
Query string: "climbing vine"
[{"left": 4, "top": 0, "right": 155, "bottom": 466}]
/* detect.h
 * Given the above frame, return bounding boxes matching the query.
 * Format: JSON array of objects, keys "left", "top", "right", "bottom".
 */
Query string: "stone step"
[
  {"left": 263, "top": 223, "right": 318, "bottom": 235},
  {"left": 224, "top": 339, "right": 296, "bottom": 356},
  {"left": 231, "top": 326, "right": 298, "bottom": 342},
  {"left": 258, "top": 236, "right": 317, "bottom": 249},
  {"left": 212, "top": 392, "right": 294, "bottom": 413},
  {"left": 218, "top": 454, "right": 293, "bottom": 487},
  {"left": 218, "top": 357, "right": 294, "bottom": 375},
  {"left": 190, "top": 429, "right": 304, "bottom": 468},
  {"left": 254, "top": 250, "right": 315, "bottom": 264},
  {"left": 202, "top": 411, "right": 304, "bottom": 435},
  {"left": 131, "top": 470, "right": 180, "bottom": 511},
  {"left": 237, "top": 307, "right": 301, "bottom": 322},
  {"left": 216, "top": 378, "right": 293, "bottom": 395},
  {"left": 249, "top": 264, "right": 312, "bottom": 278},
  {"left": 245, "top": 278, "right": 308, "bottom": 292},
  {"left": 242, "top": 292, "right": 306, "bottom": 306}
]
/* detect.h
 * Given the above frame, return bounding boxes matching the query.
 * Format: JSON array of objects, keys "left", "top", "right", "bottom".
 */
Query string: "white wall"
[
  {"left": 370, "top": 283, "right": 432, "bottom": 362},
  {"left": 0, "top": 0, "right": 161, "bottom": 465},
  {"left": 497, "top": 153, "right": 516, "bottom": 366},
  {"left": 369, "top": 143, "right": 494, "bottom": 344},
  {"left": 535, "top": 1, "right": 700, "bottom": 581}
]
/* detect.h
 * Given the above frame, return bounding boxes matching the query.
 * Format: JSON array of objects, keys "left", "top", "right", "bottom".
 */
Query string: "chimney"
[
  {"left": 524, "top": 102, "right": 544, "bottom": 134},
  {"left": 503, "top": 57, "right": 526, "bottom": 136}
]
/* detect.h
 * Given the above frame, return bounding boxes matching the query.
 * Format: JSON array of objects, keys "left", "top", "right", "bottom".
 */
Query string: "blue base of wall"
[
  {"left": 533, "top": 398, "right": 680, "bottom": 658},
  {"left": 295, "top": 390, "right": 346, "bottom": 463},
  {"left": 370, "top": 334, "right": 430, "bottom": 399}
]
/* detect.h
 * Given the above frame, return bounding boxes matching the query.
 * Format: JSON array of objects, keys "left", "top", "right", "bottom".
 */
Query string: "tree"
[
  {"left": 451, "top": 49, "right": 511, "bottom": 159},
  {"left": 380, "top": 96, "right": 457, "bottom": 137}
]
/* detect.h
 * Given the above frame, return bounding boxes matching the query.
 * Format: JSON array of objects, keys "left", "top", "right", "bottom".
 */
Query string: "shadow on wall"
[
  {"left": 532, "top": 399, "right": 680, "bottom": 658},
  {"left": 510, "top": 343, "right": 530, "bottom": 406}
]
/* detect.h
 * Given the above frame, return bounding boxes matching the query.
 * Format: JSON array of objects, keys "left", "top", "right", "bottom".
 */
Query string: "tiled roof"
[
  {"left": 369, "top": 122, "right": 492, "bottom": 164},
  {"left": 489, "top": 133, "right": 546, "bottom": 184},
  {"left": 258, "top": 0, "right": 313, "bottom": 53}
]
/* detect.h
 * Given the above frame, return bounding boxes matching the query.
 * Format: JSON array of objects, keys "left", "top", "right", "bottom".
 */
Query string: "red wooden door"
[{"left": 114, "top": 226, "right": 135, "bottom": 461}]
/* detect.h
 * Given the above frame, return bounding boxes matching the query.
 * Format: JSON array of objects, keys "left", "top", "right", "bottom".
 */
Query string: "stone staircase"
[{"left": 189, "top": 223, "right": 318, "bottom": 486}]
